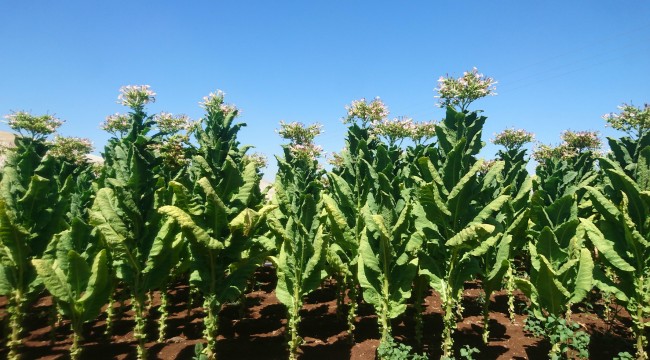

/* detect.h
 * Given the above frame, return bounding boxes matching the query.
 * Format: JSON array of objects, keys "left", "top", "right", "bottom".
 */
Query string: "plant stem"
[
  {"left": 203, "top": 297, "right": 220, "bottom": 360},
  {"left": 133, "top": 296, "right": 148, "bottom": 360},
  {"left": 482, "top": 292, "right": 490, "bottom": 344},
  {"left": 414, "top": 276, "right": 425, "bottom": 348},
  {"left": 70, "top": 321, "right": 83, "bottom": 360},
  {"left": 347, "top": 279, "right": 357, "bottom": 344},
  {"left": 105, "top": 291, "right": 115, "bottom": 338},
  {"left": 637, "top": 302, "right": 647, "bottom": 360},
  {"left": 158, "top": 288, "right": 169, "bottom": 343},
  {"left": 442, "top": 296, "right": 455, "bottom": 359},
  {"left": 506, "top": 264, "right": 516, "bottom": 322},
  {"left": 287, "top": 298, "right": 302, "bottom": 360},
  {"left": 8, "top": 289, "right": 23, "bottom": 360},
  {"left": 187, "top": 283, "right": 195, "bottom": 318}
]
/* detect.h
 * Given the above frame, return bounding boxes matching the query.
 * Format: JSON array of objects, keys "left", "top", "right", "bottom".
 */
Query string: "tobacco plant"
[
  {"left": 581, "top": 154, "right": 650, "bottom": 359},
  {"left": 0, "top": 113, "right": 75, "bottom": 359},
  {"left": 323, "top": 99, "right": 391, "bottom": 341},
  {"left": 413, "top": 107, "right": 509, "bottom": 357},
  {"left": 33, "top": 240, "right": 109, "bottom": 360},
  {"left": 516, "top": 140, "right": 599, "bottom": 359},
  {"left": 492, "top": 128, "right": 535, "bottom": 321},
  {"left": 160, "top": 91, "right": 272, "bottom": 360},
  {"left": 269, "top": 121, "right": 328, "bottom": 360},
  {"left": 90, "top": 86, "right": 185, "bottom": 360}
]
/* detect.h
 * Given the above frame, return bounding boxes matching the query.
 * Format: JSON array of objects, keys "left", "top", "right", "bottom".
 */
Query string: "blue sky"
[{"left": 1, "top": 1, "right": 649, "bottom": 180}]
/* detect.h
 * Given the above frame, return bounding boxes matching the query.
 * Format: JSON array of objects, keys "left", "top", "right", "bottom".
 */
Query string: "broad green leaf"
[
  {"left": 569, "top": 248, "right": 594, "bottom": 304},
  {"left": 159, "top": 205, "right": 223, "bottom": 251},
  {"left": 446, "top": 224, "right": 495, "bottom": 247},
  {"left": 33, "top": 259, "right": 72, "bottom": 303},
  {"left": 67, "top": 250, "right": 90, "bottom": 298},
  {"left": 580, "top": 219, "right": 635, "bottom": 272},
  {"left": 79, "top": 249, "right": 110, "bottom": 322}
]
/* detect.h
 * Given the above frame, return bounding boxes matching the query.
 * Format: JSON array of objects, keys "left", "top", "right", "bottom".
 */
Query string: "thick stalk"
[
  {"left": 336, "top": 275, "right": 344, "bottom": 320},
  {"left": 203, "top": 297, "right": 219, "bottom": 360},
  {"left": 133, "top": 295, "right": 148, "bottom": 360},
  {"left": 70, "top": 320, "right": 83, "bottom": 360},
  {"left": 158, "top": 289, "right": 169, "bottom": 343},
  {"left": 379, "top": 273, "right": 392, "bottom": 344},
  {"left": 379, "top": 302, "right": 391, "bottom": 344},
  {"left": 146, "top": 291, "right": 153, "bottom": 312},
  {"left": 413, "top": 276, "right": 425, "bottom": 348},
  {"left": 105, "top": 291, "right": 115, "bottom": 338},
  {"left": 287, "top": 294, "right": 302, "bottom": 360},
  {"left": 187, "top": 282, "right": 195, "bottom": 318},
  {"left": 8, "top": 289, "right": 23, "bottom": 360},
  {"left": 482, "top": 292, "right": 490, "bottom": 344},
  {"left": 636, "top": 302, "right": 647, "bottom": 360},
  {"left": 346, "top": 279, "right": 357, "bottom": 344},
  {"left": 506, "top": 264, "right": 516, "bottom": 322},
  {"left": 635, "top": 275, "right": 647, "bottom": 360},
  {"left": 442, "top": 296, "right": 455, "bottom": 359}
]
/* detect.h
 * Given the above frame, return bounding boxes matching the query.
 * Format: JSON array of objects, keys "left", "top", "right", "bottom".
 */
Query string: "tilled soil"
[{"left": 0, "top": 267, "right": 641, "bottom": 359}]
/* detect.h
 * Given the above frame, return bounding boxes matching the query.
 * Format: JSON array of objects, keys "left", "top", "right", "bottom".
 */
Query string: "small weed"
[
  {"left": 525, "top": 312, "right": 590, "bottom": 359},
  {"left": 377, "top": 338, "right": 428, "bottom": 360}
]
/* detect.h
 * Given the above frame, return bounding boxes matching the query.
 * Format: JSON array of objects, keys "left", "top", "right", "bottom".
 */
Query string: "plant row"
[{"left": 1, "top": 72, "right": 650, "bottom": 360}]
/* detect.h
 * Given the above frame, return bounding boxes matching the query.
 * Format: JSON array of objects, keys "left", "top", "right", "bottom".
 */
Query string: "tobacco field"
[{"left": 1, "top": 70, "right": 650, "bottom": 360}]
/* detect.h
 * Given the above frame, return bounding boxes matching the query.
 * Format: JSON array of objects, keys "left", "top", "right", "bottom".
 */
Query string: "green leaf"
[
  {"left": 302, "top": 225, "right": 328, "bottom": 294},
  {"left": 471, "top": 194, "right": 509, "bottom": 225},
  {"left": 67, "top": 250, "right": 91, "bottom": 298},
  {"left": 358, "top": 231, "right": 383, "bottom": 310},
  {"left": 159, "top": 205, "right": 223, "bottom": 251},
  {"left": 232, "top": 162, "right": 259, "bottom": 207},
  {"left": 580, "top": 219, "right": 635, "bottom": 272},
  {"left": 197, "top": 177, "right": 229, "bottom": 237},
  {"left": 79, "top": 249, "right": 110, "bottom": 322},
  {"left": 90, "top": 188, "right": 129, "bottom": 245},
  {"left": 33, "top": 258, "right": 72, "bottom": 303},
  {"left": 536, "top": 255, "right": 569, "bottom": 315},
  {"left": 585, "top": 186, "right": 621, "bottom": 224},
  {"left": 446, "top": 224, "right": 495, "bottom": 247},
  {"left": 484, "top": 259, "right": 509, "bottom": 295},
  {"left": 569, "top": 248, "right": 594, "bottom": 304}
]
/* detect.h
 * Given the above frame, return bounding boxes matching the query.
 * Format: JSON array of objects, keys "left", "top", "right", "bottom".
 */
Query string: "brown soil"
[{"left": 0, "top": 267, "right": 641, "bottom": 359}]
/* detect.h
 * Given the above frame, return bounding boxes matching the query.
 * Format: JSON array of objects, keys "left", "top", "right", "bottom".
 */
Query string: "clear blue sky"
[{"left": 1, "top": 1, "right": 649, "bottom": 180}]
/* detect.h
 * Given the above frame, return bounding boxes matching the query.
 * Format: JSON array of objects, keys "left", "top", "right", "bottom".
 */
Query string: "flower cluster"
[
  {"left": 478, "top": 159, "right": 496, "bottom": 176},
  {"left": 147, "top": 134, "right": 191, "bottom": 169},
  {"left": 602, "top": 102, "right": 650, "bottom": 139},
  {"left": 492, "top": 128, "right": 535, "bottom": 150},
  {"left": 153, "top": 112, "right": 192, "bottom": 134},
  {"left": 370, "top": 117, "right": 437, "bottom": 145},
  {"left": 200, "top": 90, "right": 239, "bottom": 116},
  {"left": 243, "top": 152, "right": 268, "bottom": 169},
  {"left": 48, "top": 136, "right": 93, "bottom": 165},
  {"left": 410, "top": 120, "right": 437, "bottom": 144},
  {"left": 4, "top": 111, "right": 64, "bottom": 140},
  {"left": 532, "top": 130, "right": 601, "bottom": 165},
  {"left": 328, "top": 148, "right": 347, "bottom": 167},
  {"left": 370, "top": 117, "right": 414, "bottom": 145},
  {"left": 277, "top": 121, "right": 323, "bottom": 144},
  {"left": 101, "top": 113, "right": 131, "bottom": 136},
  {"left": 276, "top": 120, "right": 324, "bottom": 162},
  {"left": 531, "top": 144, "right": 576, "bottom": 164},
  {"left": 561, "top": 130, "right": 601, "bottom": 153},
  {"left": 289, "top": 143, "right": 323, "bottom": 162},
  {"left": 117, "top": 85, "right": 156, "bottom": 108},
  {"left": 435, "top": 67, "right": 497, "bottom": 111},
  {"left": 343, "top": 97, "right": 389, "bottom": 124}
]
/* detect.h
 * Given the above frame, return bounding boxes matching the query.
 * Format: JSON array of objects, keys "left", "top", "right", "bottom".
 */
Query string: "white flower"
[{"left": 117, "top": 85, "right": 156, "bottom": 108}]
